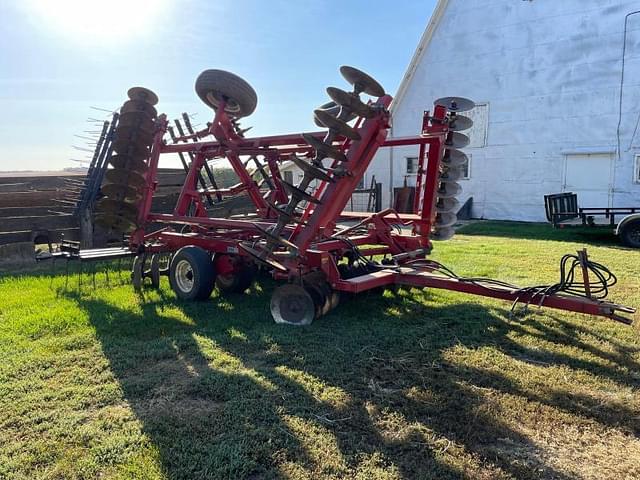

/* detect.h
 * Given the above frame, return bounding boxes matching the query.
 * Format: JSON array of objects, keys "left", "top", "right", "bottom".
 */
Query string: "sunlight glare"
[{"left": 28, "top": 0, "right": 168, "bottom": 44}]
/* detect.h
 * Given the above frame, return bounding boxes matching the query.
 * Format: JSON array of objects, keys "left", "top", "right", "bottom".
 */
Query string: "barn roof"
[{"left": 392, "top": 0, "right": 449, "bottom": 113}]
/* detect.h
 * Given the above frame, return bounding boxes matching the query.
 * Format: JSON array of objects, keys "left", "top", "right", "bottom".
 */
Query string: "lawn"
[{"left": 1, "top": 221, "right": 639, "bottom": 480}]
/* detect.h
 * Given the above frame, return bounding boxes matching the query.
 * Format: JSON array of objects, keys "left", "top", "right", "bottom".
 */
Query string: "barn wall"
[{"left": 369, "top": 0, "right": 640, "bottom": 221}]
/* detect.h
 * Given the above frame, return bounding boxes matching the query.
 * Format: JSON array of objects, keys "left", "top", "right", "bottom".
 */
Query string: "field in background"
[{"left": 0, "top": 221, "right": 639, "bottom": 479}]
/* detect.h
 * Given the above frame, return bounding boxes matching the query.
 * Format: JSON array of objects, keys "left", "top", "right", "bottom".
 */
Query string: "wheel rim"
[
  {"left": 175, "top": 259, "right": 194, "bottom": 293},
  {"left": 630, "top": 225, "right": 640, "bottom": 243},
  {"left": 206, "top": 91, "right": 240, "bottom": 114}
]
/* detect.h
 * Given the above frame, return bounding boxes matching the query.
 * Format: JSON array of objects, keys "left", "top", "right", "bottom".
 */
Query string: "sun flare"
[{"left": 28, "top": 0, "right": 168, "bottom": 44}]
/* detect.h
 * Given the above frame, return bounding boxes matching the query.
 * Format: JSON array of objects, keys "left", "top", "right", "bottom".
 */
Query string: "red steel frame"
[{"left": 126, "top": 95, "right": 635, "bottom": 324}]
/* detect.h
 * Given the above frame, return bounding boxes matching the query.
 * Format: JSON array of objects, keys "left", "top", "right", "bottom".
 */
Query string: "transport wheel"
[
  {"left": 270, "top": 284, "right": 316, "bottom": 326},
  {"left": 214, "top": 254, "right": 257, "bottom": 294},
  {"left": 149, "top": 254, "right": 161, "bottom": 289},
  {"left": 169, "top": 246, "right": 216, "bottom": 300},
  {"left": 131, "top": 255, "right": 144, "bottom": 291},
  {"left": 620, "top": 219, "right": 640, "bottom": 248},
  {"left": 195, "top": 69, "right": 257, "bottom": 118}
]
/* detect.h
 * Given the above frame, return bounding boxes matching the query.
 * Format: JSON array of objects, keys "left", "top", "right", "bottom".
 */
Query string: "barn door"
[{"left": 563, "top": 153, "right": 613, "bottom": 208}]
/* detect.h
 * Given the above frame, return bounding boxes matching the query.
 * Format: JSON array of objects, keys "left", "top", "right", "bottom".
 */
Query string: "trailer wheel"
[
  {"left": 620, "top": 219, "right": 640, "bottom": 248},
  {"left": 214, "top": 255, "right": 257, "bottom": 294},
  {"left": 169, "top": 246, "right": 215, "bottom": 300},
  {"left": 195, "top": 69, "right": 257, "bottom": 118}
]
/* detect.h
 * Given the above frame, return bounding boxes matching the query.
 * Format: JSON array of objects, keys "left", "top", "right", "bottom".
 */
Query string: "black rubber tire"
[
  {"left": 131, "top": 255, "right": 144, "bottom": 291},
  {"left": 149, "top": 254, "right": 161, "bottom": 289},
  {"left": 195, "top": 69, "right": 257, "bottom": 118},
  {"left": 620, "top": 219, "right": 640, "bottom": 248},
  {"left": 169, "top": 246, "right": 216, "bottom": 301},
  {"left": 215, "top": 263, "right": 257, "bottom": 294}
]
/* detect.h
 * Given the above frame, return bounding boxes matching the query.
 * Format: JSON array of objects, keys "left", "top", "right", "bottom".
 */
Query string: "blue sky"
[{"left": 0, "top": 0, "right": 435, "bottom": 171}]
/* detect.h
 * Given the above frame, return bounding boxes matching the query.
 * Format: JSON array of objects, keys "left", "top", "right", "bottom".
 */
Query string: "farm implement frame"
[{"left": 88, "top": 66, "right": 635, "bottom": 325}]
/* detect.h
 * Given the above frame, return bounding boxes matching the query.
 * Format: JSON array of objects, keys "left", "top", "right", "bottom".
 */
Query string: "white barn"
[{"left": 368, "top": 0, "right": 640, "bottom": 221}]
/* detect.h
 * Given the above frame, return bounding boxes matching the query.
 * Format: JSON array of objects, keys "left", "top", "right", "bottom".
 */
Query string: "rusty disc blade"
[
  {"left": 302, "top": 133, "right": 348, "bottom": 163},
  {"left": 448, "top": 114, "right": 473, "bottom": 132},
  {"left": 442, "top": 149, "right": 468, "bottom": 168},
  {"left": 281, "top": 180, "right": 321, "bottom": 205},
  {"left": 314, "top": 109, "right": 361, "bottom": 140},
  {"left": 115, "top": 125, "right": 154, "bottom": 146},
  {"left": 326, "top": 87, "right": 376, "bottom": 118},
  {"left": 120, "top": 99, "right": 157, "bottom": 118},
  {"left": 95, "top": 198, "right": 139, "bottom": 218},
  {"left": 112, "top": 137, "right": 150, "bottom": 158},
  {"left": 289, "top": 155, "right": 334, "bottom": 183},
  {"left": 104, "top": 168, "right": 146, "bottom": 188},
  {"left": 339, "top": 66, "right": 386, "bottom": 97},
  {"left": 101, "top": 182, "right": 142, "bottom": 202},
  {"left": 95, "top": 213, "right": 137, "bottom": 232},
  {"left": 445, "top": 132, "right": 470, "bottom": 149},
  {"left": 127, "top": 86, "right": 159, "bottom": 106},
  {"left": 270, "top": 283, "right": 316, "bottom": 325},
  {"left": 118, "top": 111, "right": 155, "bottom": 131},
  {"left": 434, "top": 97, "right": 475, "bottom": 113},
  {"left": 108, "top": 154, "right": 148, "bottom": 173}
]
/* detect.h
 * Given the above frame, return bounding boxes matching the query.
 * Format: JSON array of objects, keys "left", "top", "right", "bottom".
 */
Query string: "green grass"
[{"left": 1, "top": 220, "right": 639, "bottom": 480}]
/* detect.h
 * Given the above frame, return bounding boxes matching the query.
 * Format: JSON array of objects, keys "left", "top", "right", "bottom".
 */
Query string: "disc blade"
[
  {"left": 439, "top": 166, "right": 465, "bottom": 182},
  {"left": 108, "top": 154, "right": 148, "bottom": 173},
  {"left": 437, "top": 181, "right": 462, "bottom": 198},
  {"left": 95, "top": 198, "right": 139, "bottom": 218},
  {"left": 120, "top": 99, "right": 157, "bottom": 118},
  {"left": 434, "top": 212, "right": 457, "bottom": 228},
  {"left": 289, "top": 155, "right": 334, "bottom": 183},
  {"left": 302, "top": 133, "right": 348, "bottom": 163},
  {"left": 115, "top": 126, "right": 154, "bottom": 146},
  {"left": 94, "top": 213, "right": 137, "bottom": 232},
  {"left": 265, "top": 199, "right": 306, "bottom": 225},
  {"left": 101, "top": 182, "right": 142, "bottom": 202},
  {"left": 448, "top": 114, "right": 473, "bottom": 132},
  {"left": 430, "top": 226, "right": 455, "bottom": 241},
  {"left": 445, "top": 132, "right": 470, "bottom": 149},
  {"left": 270, "top": 283, "right": 316, "bottom": 325},
  {"left": 326, "top": 87, "right": 376, "bottom": 118},
  {"left": 118, "top": 111, "right": 156, "bottom": 133},
  {"left": 104, "top": 168, "right": 146, "bottom": 188},
  {"left": 435, "top": 197, "right": 460, "bottom": 214},
  {"left": 127, "top": 86, "right": 159, "bottom": 106},
  {"left": 281, "top": 180, "right": 322, "bottom": 205},
  {"left": 314, "top": 109, "right": 361, "bottom": 140},
  {"left": 339, "top": 66, "right": 386, "bottom": 97},
  {"left": 112, "top": 137, "right": 150, "bottom": 158},
  {"left": 434, "top": 97, "right": 475, "bottom": 113},
  {"left": 442, "top": 149, "right": 468, "bottom": 168}
]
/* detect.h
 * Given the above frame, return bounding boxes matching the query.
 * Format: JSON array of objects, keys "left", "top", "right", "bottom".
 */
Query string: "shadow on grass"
[
  {"left": 62, "top": 279, "right": 640, "bottom": 480},
  {"left": 457, "top": 220, "right": 624, "bottom": 247}
]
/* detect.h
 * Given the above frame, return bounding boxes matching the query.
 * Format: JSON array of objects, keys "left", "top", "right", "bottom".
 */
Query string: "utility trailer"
[
  {"left": 87, "top": 66, "right": 635, "bottom": 326},
  {"left": 544, "top": 192, "right": 640, "bottom": 248}
]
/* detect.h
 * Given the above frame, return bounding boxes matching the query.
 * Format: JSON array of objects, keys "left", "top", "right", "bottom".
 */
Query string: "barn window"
[
  {"left": 406, "top": 157, "right": 419, "bottom": 174},
  {"left": 460, "top": 154, "right": 471, "bottom": 180},
  {"left": 635, "top": 154, "right": 640, "bottom": 184},
  {"left": 464, "top": 103, "right": 489, "bottom": 148}
]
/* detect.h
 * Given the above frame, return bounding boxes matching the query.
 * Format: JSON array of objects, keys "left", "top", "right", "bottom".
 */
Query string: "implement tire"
[
  {"left": 169, "top": 246, "right": 215, "bottom": 301},
  {"left": 195, "top": 69, "right": 257, "bottom": 118}
]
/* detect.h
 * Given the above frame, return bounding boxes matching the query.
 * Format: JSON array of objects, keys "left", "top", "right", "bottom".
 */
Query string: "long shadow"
[
  {"left": 457, "top": 220, "right": 624, "bottom": 247},
  {"left": 64, "top": 280, "right": 640, "bottom": 479}
]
